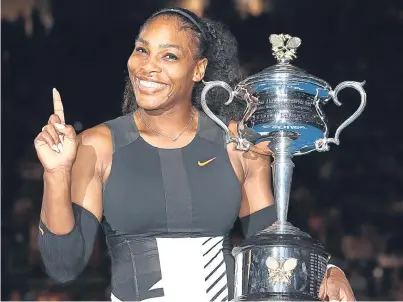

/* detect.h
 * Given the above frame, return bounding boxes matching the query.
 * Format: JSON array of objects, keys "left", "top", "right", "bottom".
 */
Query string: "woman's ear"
[{"left": 193, "top": 58, "right": 208, "bottom": 82}]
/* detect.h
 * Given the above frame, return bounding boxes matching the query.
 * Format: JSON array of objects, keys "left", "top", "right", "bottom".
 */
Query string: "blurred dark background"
[{"left": 2, "top": 0, "right": 403, "bottom": 300}]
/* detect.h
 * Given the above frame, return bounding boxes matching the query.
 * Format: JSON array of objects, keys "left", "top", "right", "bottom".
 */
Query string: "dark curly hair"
[{"left": 122, "top": 8, "right": 245, "bottom": 121}]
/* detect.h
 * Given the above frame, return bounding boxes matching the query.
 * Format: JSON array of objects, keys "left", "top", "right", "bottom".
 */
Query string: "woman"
[{"left": 35, "top": 8, "right": 355, "bottom": 301}]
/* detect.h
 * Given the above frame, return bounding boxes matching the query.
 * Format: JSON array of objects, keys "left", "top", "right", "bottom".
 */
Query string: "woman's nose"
[{"left": 140, "top": 56, "right": 162, "bottom": 75}]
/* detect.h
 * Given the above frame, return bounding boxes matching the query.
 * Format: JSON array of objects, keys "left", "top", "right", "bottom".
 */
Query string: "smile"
[{"left": 136, "top": 78, "right": 168, "bottom": 93}]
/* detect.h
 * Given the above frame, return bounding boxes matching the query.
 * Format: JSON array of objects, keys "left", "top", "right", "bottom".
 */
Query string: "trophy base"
[
  {"left": 234, "top": 292, "right": 321, "bottom": 301},
  {"left": 232, "top": 222, "right": 329, "bottom": 302}
]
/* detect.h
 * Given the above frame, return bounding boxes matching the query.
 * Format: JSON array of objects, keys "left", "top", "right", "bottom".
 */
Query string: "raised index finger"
[{"left": 53, "top": 88, "right": 65, "bottom": 124}]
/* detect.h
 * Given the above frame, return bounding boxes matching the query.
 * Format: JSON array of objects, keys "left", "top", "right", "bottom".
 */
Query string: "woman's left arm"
[{"left": 237, "top": 147, "right": 277, "bottom": 237}]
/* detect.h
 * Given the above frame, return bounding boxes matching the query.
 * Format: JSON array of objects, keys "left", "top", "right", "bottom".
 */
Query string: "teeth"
[{"left": 139, "top": 80, "right": 165, "bottom": 89}]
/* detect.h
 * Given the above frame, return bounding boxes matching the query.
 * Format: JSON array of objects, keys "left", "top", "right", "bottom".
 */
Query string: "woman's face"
[{"left": 128, "top": 16, "right": 207, "bottom": 111}]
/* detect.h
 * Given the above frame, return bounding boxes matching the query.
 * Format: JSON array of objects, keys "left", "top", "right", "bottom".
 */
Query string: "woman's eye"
[
  {"left": 164, "top": 53, "right": 178, "bottom": 60},
  {"left": 135, "top": 47, "right": 147, "bottom": 54}
]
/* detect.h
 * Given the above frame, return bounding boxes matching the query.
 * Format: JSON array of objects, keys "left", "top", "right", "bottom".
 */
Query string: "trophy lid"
[{"left": 236, "top": 34, "right": 331, "bottom": 99}]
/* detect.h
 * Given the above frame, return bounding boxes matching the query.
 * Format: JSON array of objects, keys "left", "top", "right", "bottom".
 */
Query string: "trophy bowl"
[
  {"left": 201, "top": 34, "right": 367, "bottom": 301},
  {"left": 201, "top": 34, "right": 366, "bottom": 156}
]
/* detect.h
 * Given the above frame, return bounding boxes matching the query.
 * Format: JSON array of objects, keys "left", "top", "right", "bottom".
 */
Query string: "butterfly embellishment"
[
  {"left": 266, "top": 257, "right": 298, "bottom": 285},
  {"left": 269, "top": 34, "right": 302, "bottom": 62}
]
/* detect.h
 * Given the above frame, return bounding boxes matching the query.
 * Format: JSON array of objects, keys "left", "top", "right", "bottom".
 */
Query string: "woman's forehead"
[{"left": 139, "top": 16, "right": 194, "bottom": 48}]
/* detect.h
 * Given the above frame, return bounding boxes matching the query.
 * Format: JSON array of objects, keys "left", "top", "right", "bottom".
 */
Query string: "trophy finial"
[{"left": 269, "top": 34, "right": 301, "bottom": 63}]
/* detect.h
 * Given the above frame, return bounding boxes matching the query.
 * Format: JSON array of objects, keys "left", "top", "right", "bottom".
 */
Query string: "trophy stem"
[{"left": 268, "top": 131, "right": 296, "bottom": 228}]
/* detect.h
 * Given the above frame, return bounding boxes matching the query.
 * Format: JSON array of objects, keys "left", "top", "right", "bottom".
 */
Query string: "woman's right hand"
[{"left": 34, "top": 88, "right": 78, "bottom": 172}]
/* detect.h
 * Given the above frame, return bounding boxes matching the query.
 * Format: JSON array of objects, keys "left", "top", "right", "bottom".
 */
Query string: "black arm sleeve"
[
  {"left": 239, "top": 204, "right": 277, "bottom": 238},
  {"left": 38, "top": 203, "right": 99, "bottom": 283}
]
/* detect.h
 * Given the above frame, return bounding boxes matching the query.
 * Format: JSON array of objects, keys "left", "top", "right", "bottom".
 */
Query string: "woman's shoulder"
[
  {"left": 76, "top": 122, "right": 116, "bottom": 162},
  {"left": 78, "top": 113, "right": 133, "bottom": 145},
  {"left": 78, "top": 124, "right": 112, "bottom": 147},
  {"left": 78, "top": 113, "right": 137, "bottom": 155}
]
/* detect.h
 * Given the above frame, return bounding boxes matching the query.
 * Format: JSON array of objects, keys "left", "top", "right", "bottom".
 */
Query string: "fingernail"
[
  {"left": 52, "top": 144, "right": 59, "bottom": 152},
  {"left": 58, "top": 143, "right": 64, "bottom": 153},
  {"left": 53, "top": 88, "right": 58, "bottom": 93},
  {"left": 54, "top": 123, "right": 65, "bottom": 129}
]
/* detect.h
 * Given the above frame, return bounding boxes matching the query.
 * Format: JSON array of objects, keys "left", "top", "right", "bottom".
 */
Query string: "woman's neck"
[{"left": 137, "top": 102, "right": 197, "bottom": 138}]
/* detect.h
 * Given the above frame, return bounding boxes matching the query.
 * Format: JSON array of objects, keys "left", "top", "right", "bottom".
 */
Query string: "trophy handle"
[
  {"left": 315, "top": 81, "right": 367, "bottom": 151},
  {"left": 201, "top": 80, "right": 252, "bottom": 151}
]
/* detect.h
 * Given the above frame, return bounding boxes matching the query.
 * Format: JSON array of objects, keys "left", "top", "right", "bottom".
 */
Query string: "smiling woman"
[
  {"left": 127, "top": 17, "right": 207, "bottom": 112},
  {"left": 122, "top": 9, "right": 244, "bottom": 120},
  {"left": 34, "top": 7, "right": 354, "bottom": 302}
]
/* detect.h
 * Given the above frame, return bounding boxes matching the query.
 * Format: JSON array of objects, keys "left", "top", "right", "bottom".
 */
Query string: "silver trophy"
[{"left": 201, "top": 34, "right": 366, "bottom": 301}]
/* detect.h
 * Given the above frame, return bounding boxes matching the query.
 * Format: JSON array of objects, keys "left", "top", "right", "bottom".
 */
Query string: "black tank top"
[{"left": 102, "top": 111, "right": 241, "bottom": 301}]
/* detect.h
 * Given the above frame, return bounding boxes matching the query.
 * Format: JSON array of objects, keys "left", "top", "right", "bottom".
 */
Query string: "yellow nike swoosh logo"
[
  {"left": 198, "top": 157, "right": 217, "bottom": 167},
  {"left": 39, "top": 226, "right": 44, "bottom": 236}
]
